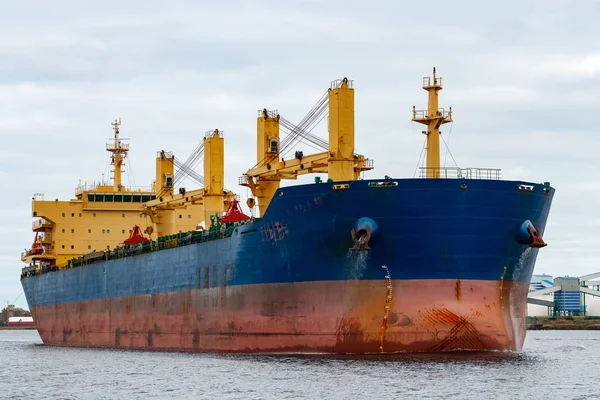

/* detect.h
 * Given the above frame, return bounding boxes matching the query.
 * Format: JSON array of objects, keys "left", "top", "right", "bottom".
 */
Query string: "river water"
[{"left": 0, "top": 330, "right": 596, "bottom": 399}]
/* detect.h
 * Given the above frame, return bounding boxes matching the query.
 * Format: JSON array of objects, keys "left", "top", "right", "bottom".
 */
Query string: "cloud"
[{"left": 541, "top": 54, "right": 600, "bottom": 78}]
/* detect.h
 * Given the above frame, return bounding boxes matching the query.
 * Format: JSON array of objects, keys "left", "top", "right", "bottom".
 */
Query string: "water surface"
[{"left": 0, "top": 330, "right": 596, "bottom": 399}]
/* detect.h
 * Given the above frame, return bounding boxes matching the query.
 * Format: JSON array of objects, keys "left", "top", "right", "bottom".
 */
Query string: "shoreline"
[
  {"left": 0, "top": 326, "right": 36, "bottom": 330},
  {"left": 527, "top": 316, "right": 600, "bottom": 330}
]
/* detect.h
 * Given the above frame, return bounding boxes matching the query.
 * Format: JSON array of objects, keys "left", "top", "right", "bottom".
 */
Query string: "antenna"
[{"left": 111, "top": 118, "right": 121, "bottom": 137}]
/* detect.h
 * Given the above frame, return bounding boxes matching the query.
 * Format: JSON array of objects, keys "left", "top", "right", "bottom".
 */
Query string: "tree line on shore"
[{"left": 0, "top": 307, "right": 32, "bottom": 326}]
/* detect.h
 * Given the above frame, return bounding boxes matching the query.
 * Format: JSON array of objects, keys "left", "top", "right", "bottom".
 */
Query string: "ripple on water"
[{"left": 1, "top": 330, "right": 599, "bottom": 399}]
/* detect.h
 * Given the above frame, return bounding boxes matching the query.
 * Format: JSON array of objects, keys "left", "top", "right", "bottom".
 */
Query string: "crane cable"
[
  {"left": 248, "top": 90, "right": 329, "bottom": 170},
  {"left": 174, "top": 157, "right": 205, "bottom": 186},
  {"left": 154, "top": 139, "right": 205, "bottom": 199}
]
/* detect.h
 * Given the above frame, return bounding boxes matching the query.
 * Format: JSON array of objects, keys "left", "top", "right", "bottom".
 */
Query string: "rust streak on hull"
[{"left": 455, "top": 280, "right": 461, "bottom": 301}]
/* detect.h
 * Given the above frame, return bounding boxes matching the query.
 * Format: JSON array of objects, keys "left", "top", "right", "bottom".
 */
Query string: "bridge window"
[
  {"left": 114, "top": 194, "right": 123, "bottom": 202},
  {"left": 123, "top": 195, "right": 132, "bottom": 203},
  {"left": 105, "top": 195, "right": 113, "bottom": 202},
  {"left": 133, "top": 195, "right": 141, "bottom": 202}
]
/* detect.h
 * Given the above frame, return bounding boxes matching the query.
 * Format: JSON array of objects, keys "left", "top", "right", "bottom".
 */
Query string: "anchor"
[
  {"left": 527, "top": 224, "right": 547, "bottom": 248},
  {"left": 517, "top": 220, "right": 547, "bottom": 248},
  {"left": 350, "top": 217, "right": 378, "bottom": 251},
  {"left": 351, "top": 227, "right": 372, "bottom": 250}
]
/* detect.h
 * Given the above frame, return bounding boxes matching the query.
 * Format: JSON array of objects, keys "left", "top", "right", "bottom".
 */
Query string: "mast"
[
  {"left": 412, "top": 68, "right": 453, "bottom": 178},
  {"left": 106, "top": 118, "right": 129, "bottom": 191}
]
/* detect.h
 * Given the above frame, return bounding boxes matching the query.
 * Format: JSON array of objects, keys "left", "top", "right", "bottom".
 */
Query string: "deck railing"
[
  {"left": 106, "top": 142, "right": 130, "bottom": 151},
  {"left": 32, "top": 218, "right": 52, "bottom": 230},
  {"left": 205, "top": 129, "right": 224, "bottom": 139},
  {"left": 422, "top": 76, "right": 443, "bottom": 87},
  {"left": 418, "top": 167, "right": 502, "bottom": 180},
  {"left": 331, "top": 78, "right": 354, "bottom": 89},
  {"left": 412, "top": 108, "right": 452, "bottom": 120},
  {"left": 21, "top": 218, "right": 260, "bottom": 279},
  {"left": 359, "top": 158, "right": 374, "bottom": 169},
  {"left": 74, "top": 183, "right": 154, "bottom": 196},
  {"left": 257, "top": 109, "right": 279, "bottom": 118}
]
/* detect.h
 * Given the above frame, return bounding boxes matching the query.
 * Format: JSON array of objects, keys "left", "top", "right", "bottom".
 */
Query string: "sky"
[{"left": 1, "top": 0, "right": 599, "bottom": 309}]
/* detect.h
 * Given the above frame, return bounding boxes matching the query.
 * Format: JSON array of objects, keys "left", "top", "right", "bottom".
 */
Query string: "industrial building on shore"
[
  {"left": 6, "top": 316, "right": 34, "bottom": 327},
  {"left": 528, "top": 273, "right": 600, "bottom": 316}
]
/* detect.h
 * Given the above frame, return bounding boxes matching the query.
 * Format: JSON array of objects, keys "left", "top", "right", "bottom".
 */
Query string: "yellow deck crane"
[
  {"left": 239, "top": 78, "right": 373, "bottom": 217},
  {"left": 141, "top": 130, "right": 233, "bottom": 238}
]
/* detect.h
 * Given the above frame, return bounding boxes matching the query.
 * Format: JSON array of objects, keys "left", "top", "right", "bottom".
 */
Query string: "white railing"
[
  {"left": 75, "top": 182, "right": 154, "bottom": 195},
  {"left": 418, "top": 167, "right": 501, "bottom": 180},
  {"left": 412, "top": 108, "right": 452, "bottom": 120},
  {"left": 205, "top": 129, "right": 224, "bottom": 139},
  {"left": 330, "top": 78, "right": 354, "bottom": 89},
  {"left": 422, "top": 76, "right": 443, "bottom": 87},
  {"left": 358, "top": 158, "right": 374, "bottom": 169},
  {"left": 156, "top": 150, "right": 173, "bottom": 158},
  {"left": 257, "top": 109, "right": 279, "bottom": 118},
  {"left": 106, "top": 142, "right": 130, "bottom": 151},
  {"left": 239, "top": 175, "right": 250, "bottom": 186},
  {"left": 75, "top": 183, "right": 100, "bottom": 194},
  {"left": 32, "top": 218, "right": 52, "bottom": 230}
]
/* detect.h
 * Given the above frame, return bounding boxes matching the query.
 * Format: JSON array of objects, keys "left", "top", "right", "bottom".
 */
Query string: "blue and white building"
[{"left": 527, "top": 272, "right": 600, "bottom": 316}]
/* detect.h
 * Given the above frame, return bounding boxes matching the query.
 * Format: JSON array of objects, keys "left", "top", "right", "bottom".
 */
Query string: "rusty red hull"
[{"left": 30, "top": 279, "right": 530, "bottom": 353}]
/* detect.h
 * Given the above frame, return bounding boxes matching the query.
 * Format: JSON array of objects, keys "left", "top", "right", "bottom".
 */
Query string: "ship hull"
[
  {"left": 22, "top": 178, "right": 554, "bottom": 353},
  {"left": 29, "top": 279, "right": 529, "bottom": 353}
]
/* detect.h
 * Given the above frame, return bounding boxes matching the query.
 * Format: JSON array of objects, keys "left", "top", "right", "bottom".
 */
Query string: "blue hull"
[{"left": 23, "top": 178, "right": 554, "bottom": 307}]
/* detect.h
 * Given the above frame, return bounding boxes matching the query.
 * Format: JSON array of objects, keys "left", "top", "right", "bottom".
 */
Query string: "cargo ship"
[{"left": 20, "top": 70, "right": 554, "bottom": 353}]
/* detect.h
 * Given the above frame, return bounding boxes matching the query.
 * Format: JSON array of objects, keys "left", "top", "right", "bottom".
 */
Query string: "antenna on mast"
[
  {"left": 111, "top": 118, "right": 121, "bottom": 138},
  {"left": 106, "top": 118, "right": 129, "bottom": 191}
]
